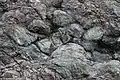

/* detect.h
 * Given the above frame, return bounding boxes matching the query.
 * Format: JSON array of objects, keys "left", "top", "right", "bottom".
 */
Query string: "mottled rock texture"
[{"left": 1, "top": 0, "right": 120, "bottom": 80}]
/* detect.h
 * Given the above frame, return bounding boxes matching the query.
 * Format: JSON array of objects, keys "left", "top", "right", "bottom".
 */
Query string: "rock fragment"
[
  {"left": 53, "top": 10, "right": 74, "bottom": 27},
  {"left": 83, "top": 27, "right": 104, "bottom": 41},
  {"left": 6, "top": 25, "right": 38, "bottom": 46},
  {"left": 28, "top": 19, "right": 51, "bottom": 34}
]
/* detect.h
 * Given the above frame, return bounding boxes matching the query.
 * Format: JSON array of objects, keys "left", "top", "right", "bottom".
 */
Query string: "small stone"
[
  {"left": 67, "top": 23, "right": 84, "bottom": 38},
  {"left": 36, "top": 32, "right": 63, "bottom": 55},
  {"left": 58, "top": 28, "right": 71, "bottom": 43},
  {"left": 83, "top": 27, "right": 104, "bottom": 41},
  {"left": 28, "top": 19, "right": 51, "bottom": 34},
  {"left": 46, "top": 7, "right": 56, "bottom": 19},
  {"left": 102, "top": 36, "right": 117, "bottom": 46},
  {"left": 33, "top": 3, "right": 47, "bottom": 20},
  {"left": 81, "top": 40, "right": 97, "bottom": 51},
  {"left": 36, "top": 39, "right": 53, "bottom": 55},
  {"left": 41, "top": 0, "right": 63, "bottom": 7},
  {"left": 51, "top": 0, "right": 63, "bottom": 8},
  {"left": 114, "top": 53, "right": 120, "bottom": 61}
]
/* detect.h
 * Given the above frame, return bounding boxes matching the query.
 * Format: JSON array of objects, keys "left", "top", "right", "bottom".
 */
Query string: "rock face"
[
  {"left": 1, "top": 0, "right": 120, "bottom": 80},
  {"left": 6, "top": 25, "right": 38, "bottom": 46},
  {"left": 53, "top": 10, "right": 74, "bottom": 27}
]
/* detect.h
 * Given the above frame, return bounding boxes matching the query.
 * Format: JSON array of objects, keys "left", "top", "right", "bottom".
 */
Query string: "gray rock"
[
  {"left": 28, "top": 19, "right": 51, "bottom": 34},
  {"left": 51, "top": 0, "right": 63, "bottom": 8},
  {"left": 58, "top": 28, "right": 71, "bottom": 43},
  {"left": 67, "top": 23, "right": 84, "bottom": 38},
  {"left": 53, "top": 10, "right": 74, "bottom": 27},
  {"left": 14, "top": 10, "right": 26, "bottom": 23},
  {"left": 0, "top": 0, "right": 6, "bottom": 2},
  {"left": 2, "top": 8, "right": 39, "bottom": 26},
  {"left": 114, "top": 53, "right": 120, "bottom": 61},
  {"left": 91, "top": 60, "right": 120, "bottom": 80},
  {"left": 51, "top": 43, "right": 88, "bottom": 61},
  {"left": 46, "top": 7, "right": 56, "bottom": 19},
  {"left": 49, "top": 58, "right": 91, "bottom": 79},
  {"left": 113, "top": 51, "right": 120, "bottom": 61},
  {"left": 83, "top": 27, "right": 104, "bottom": 41},
  {"left": 33, "top": 2, "right": 47, "bottom": 20},
  {"left": 19, "top": 44, "right": 48, "bottom": 60},
  {"left": 30, "top": 0, "right": 40, "bottom": 3},
  {"left": 2, "top": 10, "right": 15, "bottom": 22},
  {"left": 102, "top": 36, "right": 117, "bottom": 46},
  {"left": 41, "top": 0, "right": 63, "bottom": 7},
  {"left": 0, "top": 55, "right": 13, "bottom": 65},
  {"left": 116, "top": 0, "right": 120, "bottom": 3},
  {"left": 81, "top": 40, "right": 97, "bottom": 51},
  {"left": 36, "top": 39, "right": 52, "bottom": 55},
  {"left": 6, "top": 25, "right": 38, "bottom": 46},
  {"left": 51, "top": 32, "right": 63, "bottom": 47},
  {"left": 92, "top": 51, "right": 112, "bottom": 63},
  {"left": 36, "top": 32, "right": 63, "bottom": 55},
  {"left": 62, "top": 0, "right": 80, "bottom": 9},
  {"left": 83, "top": 19, "right": 93, "bottom": 30},
  {"left": 49, "top": 43, "right": 91, "bottom": 79}
]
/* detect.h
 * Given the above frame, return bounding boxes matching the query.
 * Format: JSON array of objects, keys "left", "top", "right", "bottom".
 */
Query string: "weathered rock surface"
[
  {"left": 1, "top": 0, "right": 120, "bottom": 80},
  {"left": 90, "top": 60, "right": 120, "bottom": 80},
  {"left": 49, "top": 43, "right": 91, "bottom": 79},
  {"left": 53, "top": 10, "right": 74, "bottom": 27},
  {"left": 83, "top": 27, "right": 104, "bottom": 41},
  {"left": 6, "top": 24, "right": 38, "bottom": 46},
  {"left": 27, "top": 19, "right": 51, "bottom": 34}
]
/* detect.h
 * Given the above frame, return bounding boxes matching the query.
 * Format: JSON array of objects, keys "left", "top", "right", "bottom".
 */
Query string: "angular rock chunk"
[
  {"left": 19, "top": 44, "right": 48, "bottom": 60},
  {"left": 33, "top": 2, "right": 47, "bottom": 20},
  {"left": 41, "top": 0, "right": 63, "bottom": 7},
  {"left": 83, "top": 27, "right": 104, "bottom": 41},
  {"left": 51, "top": 0, "right": 63, "bottom": 8},
  {"left": 53, "top": 10, "right": 74, "bottom": 27},
  {"left": 46, "top": 7, "right": 56, "bottom": 19},
  {"left": 102, "top": 36, "right": 117, "bottom": 46},
  {"left": 58, "top": 28, "right": 71, "bottom": 43},
  {"left": 67, "top": 23, "right": 84, "bottom": 38},
  {"left": 49, "top": 58, "right": 91, "bottom": 79},
  {"left": 36, "top": 32, "right": 63, "bottom": 55},
  {"left": 28, "top": 19, "right": 51, "bottom": 34},
  {"left": 51, "top": 43, "right": 88, "bottom": 61},
  {"left": 6, "top": 25, "right": 38, "bottom": 46},
  {"left": 49, "top": 43, "right": 91, "bottom": 79}
]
